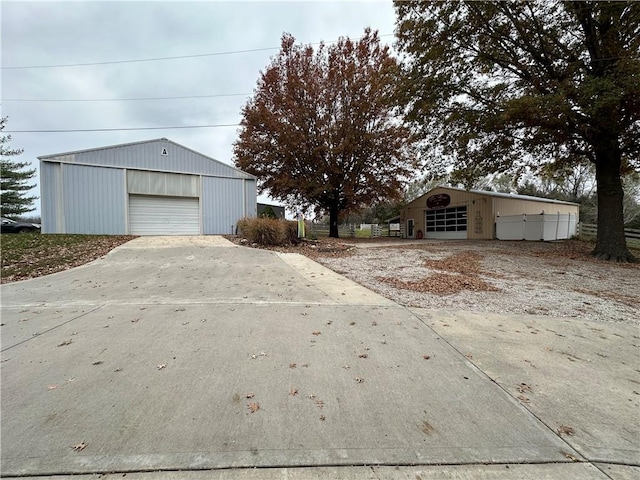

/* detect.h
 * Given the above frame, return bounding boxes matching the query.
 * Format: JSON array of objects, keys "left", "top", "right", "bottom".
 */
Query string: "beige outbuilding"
[{"left": 400, "top": 186, "right": 579, "bottom": 241}]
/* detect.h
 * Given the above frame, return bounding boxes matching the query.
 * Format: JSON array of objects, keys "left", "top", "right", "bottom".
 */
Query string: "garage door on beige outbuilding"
[
  {"left": 128, "top": 195, "right": 200, "bottom": 235},
  {"left": 400, "top": 186, "right": 579, "bottom": 240}
]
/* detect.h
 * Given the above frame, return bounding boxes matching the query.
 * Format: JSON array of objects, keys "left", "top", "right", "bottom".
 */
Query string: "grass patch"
[{"left": 1, "top": 233, "right": 135, "bottom": 283}]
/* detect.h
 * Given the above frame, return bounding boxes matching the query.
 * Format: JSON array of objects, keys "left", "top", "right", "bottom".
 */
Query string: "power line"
[
  {"left": 1, "top": 34, "right": 395, "bottom": 70},
  {"left": 1, "top": 47, "right": 279, "bottom": 70},
  {"left": 3, "top": 93, "right": 252, "bottom": 102},
  {"left": 4, "top": 124, "right": 241, "bottom": 133}
]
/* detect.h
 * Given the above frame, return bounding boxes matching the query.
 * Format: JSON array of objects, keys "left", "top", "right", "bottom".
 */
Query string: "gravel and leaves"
[
  {"left": 1, "top": 233, "right": 135, "bottom": 283},
  {"left": 285, "top": 238, "right": 640, "bottom": 323}
]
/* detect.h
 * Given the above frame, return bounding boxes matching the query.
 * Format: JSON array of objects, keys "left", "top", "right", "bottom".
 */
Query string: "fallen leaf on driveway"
[
  {"left": 247, "top": 402, "right": 260, "bottom": 413},
  {"left": 289, "top": 363, "right": 297, "bottom": 368},
  {"left": 246, "top": 393, "right": 255, "bottom": 399},
  {"left": 422, "top": 355, "right": 431, "bottom": 360},
  {"left": 92, "top": 361, "right": 103, "bottom": 366},
  {"left": 517, "top": 383, "right": 532, "bottom": 394},
  {"left": 557, "top": 425, "right": 575, "bottom": 436},
  {"left": 47, "top": 385, "right": 58, "bottom": 390},
  {"left": 562, "top": 451, "right": 580, "bottom": 461},
  {"left": 289, "top": 387, "right": 298, "bottom": 396},
  {"left": 57, "top": 339, "right": 73, "bottom": 347},
  {"left": 71, "top": 442, "right": 87, "bottom": 452},
  {"left": 358, "top": 353, "right": 368, "bottom": 358},
  {"left": 157, "top": 364, "right": 167, "bottom": 370},
  {"left": 312, "top": 331, "right": 321, "bottom": 336},
  {"left": 354, "top": 377, "right": 364, "bottom": 383}
]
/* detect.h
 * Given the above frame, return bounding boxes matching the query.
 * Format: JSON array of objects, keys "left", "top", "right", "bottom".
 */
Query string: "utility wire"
[
  {"left": 4, "top": 124, "right": 241, "bottom": 133},
  {"left": 2, "top": 34, "right": 395, "bottom": 70},
  {"left": 1, "top": 47, "right": 279, "bottom": 70},
  {"left": 3, "top": 93, "right": 252, "bottom": 102}
]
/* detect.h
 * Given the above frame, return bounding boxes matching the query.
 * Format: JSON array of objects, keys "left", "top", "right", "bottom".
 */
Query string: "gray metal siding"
[
  {"left": 202, "top": 177, "right": 244, "bottom": 234},
  {"left": 58, "top": 140, "right": 250, "bottom": 179},
  {"left": 244, "top": 179, "right": 257, "bottom": 218},
  {"left": 63, "top": 164, "right": 126, "bottom": 234},
  {"left": 127, "top": 170, "right": 199, "bottom": 197},
  {"left": 40, "top": 161, "right": 63, "bottom": 233}
]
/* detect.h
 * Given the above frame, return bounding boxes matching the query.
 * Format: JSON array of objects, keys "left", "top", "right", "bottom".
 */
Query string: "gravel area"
[{"left": 310, "top": 239, "right": 640, "bottom": 325}]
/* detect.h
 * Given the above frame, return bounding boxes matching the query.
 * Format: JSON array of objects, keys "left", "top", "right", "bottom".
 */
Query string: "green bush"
[
  {"left": 237, "top": 217, "right": 301, "bottom": 246},
  {"left": 260, "top": 206, "right": 278, "bottom": 219}
]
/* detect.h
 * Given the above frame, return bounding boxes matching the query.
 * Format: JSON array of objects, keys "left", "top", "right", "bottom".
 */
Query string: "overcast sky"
[{"left": 1, "top": 0, "right": 398, "bottom": 215}]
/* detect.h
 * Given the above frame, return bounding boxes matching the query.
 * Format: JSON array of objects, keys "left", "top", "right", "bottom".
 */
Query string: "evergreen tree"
[{"left": 1, "top": 118, "right": 36, "bottom": 217}]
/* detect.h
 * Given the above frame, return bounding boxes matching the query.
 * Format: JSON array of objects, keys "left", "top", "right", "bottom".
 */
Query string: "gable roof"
[
  {"left": 430, "top": 186, "right": 580, "bottom": 206},
  {"left": 38, "top": 138, "right": 255, "bottom": 180}
]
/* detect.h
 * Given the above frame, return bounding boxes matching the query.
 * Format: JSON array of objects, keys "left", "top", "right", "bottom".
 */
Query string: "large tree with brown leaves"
[
  {"left": 395, "top": 1, "right": 640, "bottom": 261},
  {"left": 234, "top": 29, "right": 417, "bottom": 237}
]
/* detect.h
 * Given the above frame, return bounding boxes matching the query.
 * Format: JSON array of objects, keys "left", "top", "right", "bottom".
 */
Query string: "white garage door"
[{"left": 128, "top": 195, "right": 200, "bottom": 235}]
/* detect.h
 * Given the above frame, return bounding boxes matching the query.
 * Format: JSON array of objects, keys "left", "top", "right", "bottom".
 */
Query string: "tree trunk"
[
  {"left": 329, "top": 204, "right": 340, "bottom": 238},
  {"left": 592, "top": 146, "right": 635, "bottom": 262}
]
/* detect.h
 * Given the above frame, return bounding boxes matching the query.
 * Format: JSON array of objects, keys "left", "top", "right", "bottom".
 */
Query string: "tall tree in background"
[
  {"left": 234, "top": 29, "right": 417, "bottom": 237},
  {"left": 395, "top": 1, "right": 639, "bottom": 261},
  {"left": 1, "top": 117, "right": 36, "bottom": 217}
]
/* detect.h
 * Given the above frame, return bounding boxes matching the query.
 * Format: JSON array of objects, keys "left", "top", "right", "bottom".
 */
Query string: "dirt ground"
[{"left": 251, "top": 237, "right": 640, "bottom": 325}]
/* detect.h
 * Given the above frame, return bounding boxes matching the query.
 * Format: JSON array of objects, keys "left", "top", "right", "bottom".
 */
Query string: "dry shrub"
[
  {"left": 378, "top": 273, "right": 501, "bottom": 295},
  {"left": 282, "top": 220, "right": 300, "bottom": 245},
  {"left": 237, "top": 217, "right": 300, "bottom": 246}
]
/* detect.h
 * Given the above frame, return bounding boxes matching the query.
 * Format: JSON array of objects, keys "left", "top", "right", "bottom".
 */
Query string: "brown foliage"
[
  {"left": 378, "top": 273, "right": 500, "bottom": 296},
  {"left": 234, "top": 29, "right": 417, "bottom": 237},
  {"left": 378, "top": 250, "right": 500, "bottom": 295},
  {"left": 236, "top": 217, "right": 299, "bottom": 246}
]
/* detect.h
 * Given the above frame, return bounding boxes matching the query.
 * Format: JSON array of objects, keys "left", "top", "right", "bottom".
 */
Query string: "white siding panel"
[
  {"left": 201, "top": 177, "right": 244, "bottom": 234},
  {"left": 68, "top": 139, "right": 253, "bottom": 179},
  {"left": 244, "top": 179, "right": 257, "bottom": 217},
  {"left": 40, "top": 161, "right": 63, "bottom": 233},
  {"left": 63, "top": 164, "right": 126, "bottom": 234},
  {"left": 129, "top": 195, "right": 200, "bottom": 235}
]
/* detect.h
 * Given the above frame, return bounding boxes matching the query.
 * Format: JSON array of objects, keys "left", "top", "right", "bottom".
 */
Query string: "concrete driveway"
[{"left": 0, "top": 236, "right": 636, "bottom": 479}]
